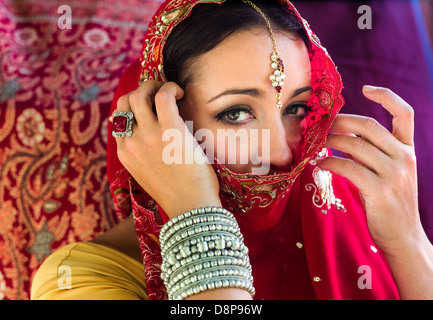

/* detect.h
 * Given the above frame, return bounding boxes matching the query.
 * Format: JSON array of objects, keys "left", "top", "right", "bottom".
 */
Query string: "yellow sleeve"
[{"left": 31, "top": 242, "right": 148, "bottom": 300}]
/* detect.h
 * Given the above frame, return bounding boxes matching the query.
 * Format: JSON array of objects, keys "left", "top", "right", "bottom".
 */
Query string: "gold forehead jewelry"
[{"left": 243, "top": 0, "right": 286, "bottom": 109}]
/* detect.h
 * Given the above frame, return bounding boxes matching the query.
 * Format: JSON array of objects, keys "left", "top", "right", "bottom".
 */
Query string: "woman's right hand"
[{"left": 113, "top": 80, "right": 222, "bottom": 219}]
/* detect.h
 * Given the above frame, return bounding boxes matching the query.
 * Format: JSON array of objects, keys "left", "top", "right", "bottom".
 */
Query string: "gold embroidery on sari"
[
  {"left": 139, "top": 1, "right": 225, "bottom": 84},
  {"left": 161, "top": 7, "right": 185, "bottom": 25},
  {"left": 216, "top": 164, "right": 294, "bottom": 214}
]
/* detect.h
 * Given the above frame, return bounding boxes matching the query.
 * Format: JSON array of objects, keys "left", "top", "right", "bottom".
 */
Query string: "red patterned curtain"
[{"left": 0, "top": 0, "right": 165, "bottom": 300}]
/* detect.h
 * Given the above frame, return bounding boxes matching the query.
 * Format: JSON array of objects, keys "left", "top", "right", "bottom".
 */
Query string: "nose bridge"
[
  {"left": 268, "top": 113, "right": 288, "bottom": 147},
  {"left": 259, "top": 114, "right": 293, "bottom": 168}
]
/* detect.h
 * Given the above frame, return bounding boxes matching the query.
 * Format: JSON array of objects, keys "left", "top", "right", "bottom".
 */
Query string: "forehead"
[{"left": 188, "top": 27, "right": 311, "bottom": 97}]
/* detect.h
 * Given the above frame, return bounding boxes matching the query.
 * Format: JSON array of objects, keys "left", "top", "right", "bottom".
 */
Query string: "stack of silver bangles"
[{"left": 159, "top": 206, "right": 255, "bottom": 300}]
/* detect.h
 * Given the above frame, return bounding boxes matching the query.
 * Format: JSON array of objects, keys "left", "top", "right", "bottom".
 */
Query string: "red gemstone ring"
[{"left": 112, "top": 111, "right": 135, "bottom": 137}]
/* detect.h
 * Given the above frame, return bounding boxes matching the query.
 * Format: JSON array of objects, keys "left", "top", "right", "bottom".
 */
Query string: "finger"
[
  {"left": 112, "top": 93, "right": 134, "bottom": 142},
  {"left": 116, "top": 92, "right": 132, "bottom": 113},
  {"left": 340, "top": 151, "right": 368, "bottom": 169},
  {"left": 129, "top": 80, "right": 164, "bottom": 126},
  {"left": 154, "top": 82, "right": 185, "bottom": 127},
  {"left": 327, "top": 133, "right": 364, "bottom": 165},
  {"left": 362, "top": 85, "right": 414, "bottom": 146},
  {"left": 316, "top": 156, "right": 379, "bottom": 196},
  {"left": 330, "top": 114, "right": 398, "bottom": 158},
  {"left": 324, "top": 133, "right": 391, "bottom": 176}
]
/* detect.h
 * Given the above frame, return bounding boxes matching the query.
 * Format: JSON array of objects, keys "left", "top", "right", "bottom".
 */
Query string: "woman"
[{"left": 31, "top": 0, "right": 433, "bottom": 300}]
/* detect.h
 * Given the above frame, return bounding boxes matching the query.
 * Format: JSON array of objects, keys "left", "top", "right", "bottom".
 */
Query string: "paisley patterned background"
[
  {"left": 0, "top": 0, "right": 163, "bottom": 300},
  {"left": 0, "top": 0, "right": 432, "bottom": 300}
]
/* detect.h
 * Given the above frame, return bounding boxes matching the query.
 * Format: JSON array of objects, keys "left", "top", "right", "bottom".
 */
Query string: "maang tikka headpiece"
[{"left": 243, "top": 0, "right": 286, "bottom": 108}]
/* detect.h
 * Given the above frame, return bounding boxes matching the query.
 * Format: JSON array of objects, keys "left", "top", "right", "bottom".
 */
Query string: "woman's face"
[{"left": 178, "top": 27, "right": 312, "bottom": 175}]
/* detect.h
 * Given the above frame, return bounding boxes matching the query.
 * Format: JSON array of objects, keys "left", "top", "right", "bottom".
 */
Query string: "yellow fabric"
[{"left": 31, "top": 242, "right": 147, "bottom": 300}]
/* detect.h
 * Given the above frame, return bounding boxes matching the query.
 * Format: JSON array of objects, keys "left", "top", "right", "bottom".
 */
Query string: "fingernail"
[{"left": 363, "top": 85, "right": 377, "bottom": 93}]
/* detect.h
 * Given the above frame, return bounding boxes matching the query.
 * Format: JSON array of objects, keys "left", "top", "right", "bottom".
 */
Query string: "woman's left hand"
[{"left": 316, "top": 85, "right": 423, "bottom": 256}]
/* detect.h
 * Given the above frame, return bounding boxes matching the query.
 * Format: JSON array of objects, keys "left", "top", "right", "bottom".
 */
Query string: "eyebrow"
[
  {"left": 207, "top": 85, "right": 312, "bottom": 104},
  {"left": 207, "top": 88, "right": 260, "bottom": 104}
]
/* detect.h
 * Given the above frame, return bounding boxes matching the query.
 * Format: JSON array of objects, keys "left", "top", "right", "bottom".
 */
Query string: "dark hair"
[{"left": 163, "top": 0, "right": 310, "bottom": 89}]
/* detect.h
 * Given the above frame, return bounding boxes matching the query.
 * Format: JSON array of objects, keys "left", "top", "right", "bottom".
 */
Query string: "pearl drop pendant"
[{"left": 270, "top": 51, "right": 285, "bottom": 108}]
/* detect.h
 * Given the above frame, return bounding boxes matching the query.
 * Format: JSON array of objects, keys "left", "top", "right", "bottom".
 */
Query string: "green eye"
[
  {"left": 216, "top": 106, "right": 254, "bottom": 125},
  {"left": 227, "top": 111, "right": 241, "bottom": 121},
  {"left": 284, "top": 103, "right": 311, "bottom": 117},
  {"left": 287, "top": 106, "right": 299, "bottom": 114}
]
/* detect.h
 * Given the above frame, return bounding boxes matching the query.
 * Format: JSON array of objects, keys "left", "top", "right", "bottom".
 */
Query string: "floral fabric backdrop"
[{"left": 0, "top": 0, "right": 163, "bottom": 300}]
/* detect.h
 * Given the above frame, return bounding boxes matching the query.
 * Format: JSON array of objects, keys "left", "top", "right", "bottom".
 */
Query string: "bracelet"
[
  {"left": 159, "top": 207, "right": 242, "bottom": 246},
  {"left": 161, "top": 232, "right": 251, "bottom": 283},
  {"left": 163, "top": 229, "right": 241, "bottom": 256},
  {"left": 161, "top": 220, "right": 243, "bottom": 256},
  {"left": 161, "top": 215, "right": 249, "bottom": 276},
  {"left": 167, "top": 261, "right": 254, "bottom": 295},
  {"left": 164, "top": 251, "right": 252, "bottom": 287},
  {"left": 160, "top": 206, "right": 235, "bottom": 238},
  {"left": 172, "top": 276, "right": 256, "bottom": 300},
  {"left": 161, "top": 232, "right": 246, "bottom": 273},
  {"left": 160, "top": 209, "right": 242, "bottom": 250},
  {"left": 168, "top": 265, "right": 253, "bottom": 291},
  {"left": 159, "top": 206, "right": 254, "bottom": 300}
]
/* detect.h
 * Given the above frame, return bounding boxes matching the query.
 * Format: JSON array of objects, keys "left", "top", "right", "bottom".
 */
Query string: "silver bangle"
[
  {"left": 168, "top": 265, "right": 253, "bottom": 292},
  {"left": 159, "top": 206, "right": 254, "bottom": 300},
  {"left": 160, "top": 215, "right": 242, "bottom": 250},
  {"left": 171, "top": 276, "right": 256, "bottom": 300},
  {"left": 161, "top": 221, "right": 243, "bottom": 255},
  {"left": 161, "top": 228, "right": 249, "bottom": 274},
  {"left": 160, "top": 206, "right": 235, "bottom": 238},
  {"left": 164, "top": 251, "right": 253, "bottom": 286},
  {"left": 161, "top": 232, "right": 245, "bottom": 273},
  {"left": 160, "top": 213, "right": 243, "bottom": 250},
  {"left": 161, "top": 228, "right": 243, "bottom": 258},
  {"left": 167, "top": 263, "right": 254, "bottom": 293},
  {"left": 161, "top": 241, "right": 251, "bottom": 283}
]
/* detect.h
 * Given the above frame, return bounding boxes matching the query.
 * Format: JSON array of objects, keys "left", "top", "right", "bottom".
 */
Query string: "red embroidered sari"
[{"left": 106, "top": 0, "right": 400, "bottom": 300}]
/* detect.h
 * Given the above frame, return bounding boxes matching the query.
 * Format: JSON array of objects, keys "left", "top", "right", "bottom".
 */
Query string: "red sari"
[{"left": 106, "top": 0, "right": 400, "bottom": 300}]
